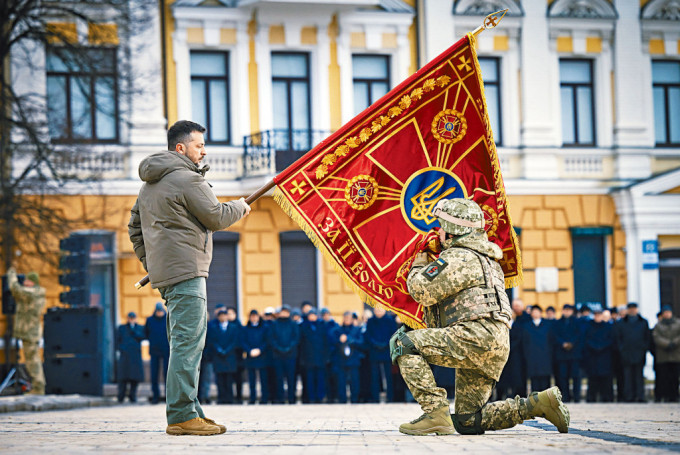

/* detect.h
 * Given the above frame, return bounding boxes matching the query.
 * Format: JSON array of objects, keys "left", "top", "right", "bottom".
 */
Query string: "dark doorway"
[
  {"left": 206, "top": 231, "right": 240, "bottom": 317},
  {"left": 660, "top": 249, "right": 680, "bottom": 315},
  {"left": 280, "top": 231, "right": 317, "bottom": 308}
]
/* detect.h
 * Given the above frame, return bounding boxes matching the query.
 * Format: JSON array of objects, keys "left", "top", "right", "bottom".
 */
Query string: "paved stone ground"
[{"left": 0, "top": 402, "right": 679, "bottom": 454}]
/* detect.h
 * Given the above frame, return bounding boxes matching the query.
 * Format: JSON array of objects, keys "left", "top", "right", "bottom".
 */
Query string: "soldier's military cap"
[{"left": 433, "top": 198, "right": 485, "bottom": 236}]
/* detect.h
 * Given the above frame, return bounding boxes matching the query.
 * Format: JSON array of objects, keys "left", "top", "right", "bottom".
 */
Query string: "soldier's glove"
[{"left": 412, "top": 252, "right": 429, "bottom": 268}]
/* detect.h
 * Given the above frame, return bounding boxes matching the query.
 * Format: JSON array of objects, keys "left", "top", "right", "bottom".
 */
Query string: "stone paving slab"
[
  {"left": 0, "top": 403, "right": 679, "bottom": 454},
  {"left": 0, "top": 394, "right": 115, "bottom": 413}
]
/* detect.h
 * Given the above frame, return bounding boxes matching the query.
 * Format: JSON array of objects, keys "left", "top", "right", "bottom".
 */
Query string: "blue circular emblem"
[
  {"left": 445, "top": 122, "right": 454, "bottom": 132},
  {"left": 400, "top": 168, "right": 467, "bottom": 234}
]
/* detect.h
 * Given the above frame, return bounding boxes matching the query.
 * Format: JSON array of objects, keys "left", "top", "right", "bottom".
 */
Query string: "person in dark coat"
[
  {"left": 496, "top": 304, "right": 527, "bottom": 399},
  {"left": 364, "top": 306, "right": 397, "bottom": 403},
  {"left": 300, "top": 309, "right": 328, "bottom": 403},
  {"left": 613, "top": 302, "right": 650, "bottom": 402},
  {"left": 267, "top": 306, "right": 300, "bottom": 404},
  {"left": 206, "top": 309, "right": 241, "bottom": 404},
  {"left": 553, "top": 304, "right": 583, "bottom": 402},
  {"left": 331, "top": 311, "right": 364, "bottom": 403},
  {"left": 243, "top": 309, "right": 269, "bottom": 404},
  {"left": 117, "top": 312, "right": 145, "bottom": 403},
  {"left": 145, "top": 302, "right": 170, "bottom": 404},
  {"left": 522, "top": 306, "right": 553, "bottom": 392},
  {"left": 199, "top": 304, "right": 224, "bottom": 404},
  {"left": 320, "top": 308, "right": 339, "bottom": 402},
  {"left": 226, "top": 307, "right": 245, "bottom": 403},
  {"left": 584, "top": 307, "right": 614, "bottom": 402}
]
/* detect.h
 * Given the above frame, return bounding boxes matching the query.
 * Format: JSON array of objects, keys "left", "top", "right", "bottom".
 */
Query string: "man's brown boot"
[
  {"left": 524, "top": 386, "right": 570, "bottom": 433},
  {"left": 166, "top": 417, "right": 221, "bottom": 436},
  {"left": 203, "top": 417, "right": 226, "bottom": 434},
  {"left": 399, "top": 405, "right": 455, "bottom": 436}
]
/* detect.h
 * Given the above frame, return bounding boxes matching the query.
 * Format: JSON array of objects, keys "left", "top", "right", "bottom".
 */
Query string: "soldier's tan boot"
[
  {"left": 203, "top": 417, "right": 226, "bottom": 434},
  {"left": 525, "top": 386, "right": 570, "bottom": 433},
  {"left": 399, "top": 405, "right": 455, "bottom": 436},
  {"left": 166, "top": 417, "right": 221, "bottom": 436}
]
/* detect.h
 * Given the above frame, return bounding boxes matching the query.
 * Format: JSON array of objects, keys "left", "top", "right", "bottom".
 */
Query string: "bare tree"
[{"left": 0, "top": 0, "right": 154, "bottom": 268}]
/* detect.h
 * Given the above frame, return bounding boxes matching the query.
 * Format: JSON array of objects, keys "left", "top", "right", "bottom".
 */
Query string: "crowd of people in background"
[
  {"left": 497, "top": 300, "right": 680, "bottom": 404},
  {"left": 115, "top": 299, "right": 680, "bottom": 405}
]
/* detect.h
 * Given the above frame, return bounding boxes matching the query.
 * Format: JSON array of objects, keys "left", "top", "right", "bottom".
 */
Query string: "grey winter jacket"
[
  {"left": 128, "top": 151, "right": 245, "bottom": 288},
  {"left": 653, "top": 317, "right": 680, "bottom": 364}
]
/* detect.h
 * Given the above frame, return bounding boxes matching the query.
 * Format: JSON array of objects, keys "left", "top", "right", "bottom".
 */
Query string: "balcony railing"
[{"left": 243, "top": 129, "right": 332, "bottom": 177}]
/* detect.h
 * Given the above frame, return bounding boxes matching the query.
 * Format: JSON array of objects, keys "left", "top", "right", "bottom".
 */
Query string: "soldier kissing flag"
[{"left": 273, "top": 32, "right": 521, "bottom": 328}]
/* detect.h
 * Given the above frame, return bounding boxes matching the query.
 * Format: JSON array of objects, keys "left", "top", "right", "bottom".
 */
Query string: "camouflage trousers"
[
  {"left": 22, "top": 339, "right": 45, "bottom": 394},
  {"left": 397, "top": 317, "right": 527, "bottom": 432}
]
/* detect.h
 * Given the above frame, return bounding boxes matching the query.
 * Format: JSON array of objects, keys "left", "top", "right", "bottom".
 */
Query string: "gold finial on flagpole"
[{"left": 472, "top": 9, "right": 509, "bottom": 37}]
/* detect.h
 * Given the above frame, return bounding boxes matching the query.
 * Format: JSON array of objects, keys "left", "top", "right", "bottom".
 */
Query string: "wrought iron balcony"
[{"left": 242, "top": 129, "right": 332, "bottom": 177}]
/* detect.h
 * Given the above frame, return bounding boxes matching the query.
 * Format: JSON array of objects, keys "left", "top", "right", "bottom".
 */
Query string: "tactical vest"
[{"left": 424, "top": 248, "right": 512, "bottom": 329}]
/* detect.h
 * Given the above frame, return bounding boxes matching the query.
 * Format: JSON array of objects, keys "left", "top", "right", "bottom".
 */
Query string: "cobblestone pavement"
[{"left": 0, "top": 402, "right": 679, "bottom": 454}]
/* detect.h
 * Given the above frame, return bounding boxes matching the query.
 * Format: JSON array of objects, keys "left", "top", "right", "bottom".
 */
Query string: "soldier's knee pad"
[
  {"left": 390, "top": 330, "right": 418, "bottom": 364},
  {"left": 452, "top": 408, "right": 485, "bottom": 435}
]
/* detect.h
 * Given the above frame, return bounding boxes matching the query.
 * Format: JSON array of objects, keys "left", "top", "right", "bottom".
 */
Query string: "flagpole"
[{"left": 133, "top": 179, "right": 275, "bottom": 289}]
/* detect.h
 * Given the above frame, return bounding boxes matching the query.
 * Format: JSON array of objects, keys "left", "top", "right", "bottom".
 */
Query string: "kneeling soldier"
[{"left": 392, "top": 198, "right": 570, "bottom": 436}]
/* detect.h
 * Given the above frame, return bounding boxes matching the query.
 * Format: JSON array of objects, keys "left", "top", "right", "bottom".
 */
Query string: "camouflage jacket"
[
  {"left": 407, "top": 230, "right": 511, "bottom": 328},
  {"left": 8, "top": 267, "right": 46, "bottom": 341}
]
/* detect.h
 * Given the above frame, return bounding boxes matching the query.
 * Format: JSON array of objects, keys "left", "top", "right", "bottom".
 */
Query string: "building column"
[{"left": 519, "top": 0, "right": 560, "bottom": 146}]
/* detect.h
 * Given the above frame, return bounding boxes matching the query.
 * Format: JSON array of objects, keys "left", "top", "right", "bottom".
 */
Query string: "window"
[
  {"left": 190, "top": 52, "right": 231, "bottom": 144},
  {"left": 206, "top": 232, "right": 240, "bottom": 316},
  {"left": 280, "top": 231, "right": 317, "bottom": 308},
  {"left": 46, "top": 47, "right": 118, "bottom": 143},
  {"left": 352, "top": 55, "right": 390, "bottom": 116},
  {"left": 271, "top": 52, "right": 312, "bottom": 170},
  {"left": 478, "top": 57, "right": 502, "bottom": 146},
  {"left": 571, "top": 227, "right": 611, "bottom": 308},
  {"left": 652, "top": 60, "right": 680, "bottom": 146},
  {"left": 560, "top": 59, "right": 595, "bottom": 146}
]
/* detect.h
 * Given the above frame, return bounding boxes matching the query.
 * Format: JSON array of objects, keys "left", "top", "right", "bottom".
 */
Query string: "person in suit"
[
  {"left": 585, "top": 307, "right": 614, "bottom": 402},
  {"left": 145, "top": 302, "right": 170, "bottom": 404},
  {"left": 226, "top": 307, "right": 245, "bottom": 403},
  {"left": 198, "top": 304, "right": 225, "bottom": 404},
  {"left": 267, "top": 306, "right": 300, "bottom": 404},
  {"left": 117, "top": 312, "right": 145, "bottom": 403},
  {"left": 207, "top": 308, "right": 241, "bottom": 404},
  {"left": 331, "top": 311, "right": 364, "bottom": 403},
  {"left": 522, "top": 306, "right": 553, "bottom": 392},
  {"left": 364, "top": 306, "right": 397, "bottom": 403},
  {"left": 613, "top": 302, "right": 650, "bottom": 402},
  {"left": 243, "top": 309, "right": 269, "bottom": 404},
  {"left": 553, "top": 304, "right": 583, "bottom": 403},
  {"left": 320, "top": 308, "right": 339, "bottom": 402},
  {"left": 300, "top": 309, "right": 328, "bottom": 403}
]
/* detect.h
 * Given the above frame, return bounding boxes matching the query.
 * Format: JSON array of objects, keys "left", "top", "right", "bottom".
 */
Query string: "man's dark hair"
[{"left": 167, "top": 120, "right": 206, "bottom": 151}]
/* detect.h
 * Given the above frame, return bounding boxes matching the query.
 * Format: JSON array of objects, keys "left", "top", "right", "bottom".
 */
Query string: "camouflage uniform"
[
  {"left": 8, "top": 267, "right": 47, "bottom": 394},
  {"left": 395, "top": 199, "right": 554, "bottom": 434}
]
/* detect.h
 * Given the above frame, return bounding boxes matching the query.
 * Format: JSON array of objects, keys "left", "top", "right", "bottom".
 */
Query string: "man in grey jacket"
[{"left": 129, "top": 120, "right": 250, "bottom": 435}]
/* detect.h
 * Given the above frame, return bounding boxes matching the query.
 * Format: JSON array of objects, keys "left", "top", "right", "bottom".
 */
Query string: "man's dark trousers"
[
  {"left": 150, "top": 353, "right": 169, "bottom": 402},
  {"left": 557, "top": 359, "right": 581, "bottom": 402},
  {"left": 274, "top": 357, "right": 297, "bottom": 403},
  {"left": 623, "top": 362, "right": 645, "bottom": 402}
]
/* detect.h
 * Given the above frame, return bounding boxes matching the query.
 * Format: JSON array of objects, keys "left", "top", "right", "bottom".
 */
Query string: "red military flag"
[{"left": 273, "top": 33, "right": 521, "bottom": 328}]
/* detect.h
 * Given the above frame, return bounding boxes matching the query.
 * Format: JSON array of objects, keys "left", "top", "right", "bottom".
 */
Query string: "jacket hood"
[
  {"left": 445, "top": 229, "right": 503, "bottom": 260},
  {"left": 139, "top": 151, "right": 198, "bottom": 183}
]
